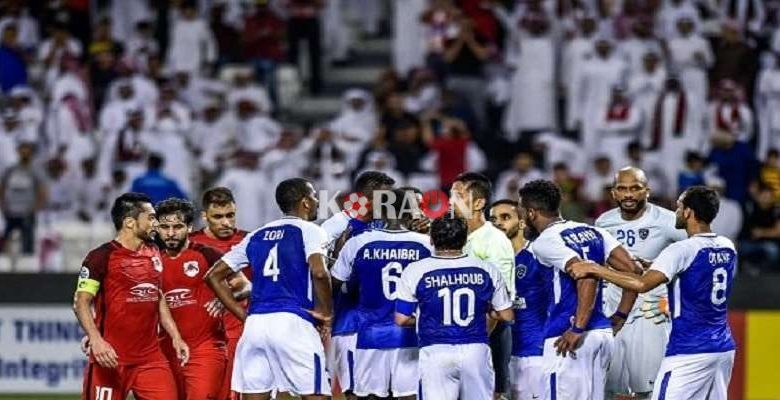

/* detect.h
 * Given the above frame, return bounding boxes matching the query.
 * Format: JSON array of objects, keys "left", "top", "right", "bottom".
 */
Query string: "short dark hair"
[
  {"left": 110, "top": 192, "right": 152, "bottom": 230},
  {"left": 156, "top": 198, "right": 196, "bottom": 225},
  {"left": 455, "top": 172, "right": 492, "bottom": 202},
  {"left": 768, "top": 148, "right": 779, "bottom": 158},
  {"left": 490, "top": 199, "right": 519, "bottom": 210},
  {"left": 518, "top": 179, "right": 561, "bottom": 215},
  {"left": 681, "top": 186, "right": 719, "bottom": 224},
  {"left": 354, "top": 171, "right": 395, "bottom": 194},
  {"left": 430, "top": 216, "right": 468, "bottom": 250},
  {"left": 148, "top": 153, "right": 164, "bottom": 170},
  {"left": 276, "top": 178, "right": 313, "bottom": 213},
  {"left": 202, "top": 187, "right": 236, "bottom": 209}
]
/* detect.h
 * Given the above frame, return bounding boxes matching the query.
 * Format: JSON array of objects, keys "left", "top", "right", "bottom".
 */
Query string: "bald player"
[{"left": 595, "top": 167, "right": 687, "bottom": 399}]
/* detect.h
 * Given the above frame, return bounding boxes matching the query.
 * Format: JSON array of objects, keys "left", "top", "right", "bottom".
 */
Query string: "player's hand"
[
  {"left": 91, "top": 336, "right": 119, "bottom": 368},
  {"left": 204, "top": 298, "right": 225, "bottom": 318},
  {"left": 554, "top": 329, "right": 583, "bottom": 359},
  {"left": 567, "top": 262, "right": 593, "bottom": 280},
  {"left": 80, "top": 336, "right": 91, "bottom": 356},
  {"left": 173, "top": 337, "right": 190, "bottom": 367},
  {"left": 409, "top": 217, "right": 431, "bottom": 234},
  {"left": 634, "top": 257, "right": 652, "bottom": 271}
]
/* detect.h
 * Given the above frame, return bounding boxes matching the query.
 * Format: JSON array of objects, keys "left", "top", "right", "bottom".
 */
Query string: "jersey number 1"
[
  {"left": 263, "top": 244, "right": 280, "bottom": 281},
  {"left": 438, "top": 287, "right": 475, "bottom": 327}
]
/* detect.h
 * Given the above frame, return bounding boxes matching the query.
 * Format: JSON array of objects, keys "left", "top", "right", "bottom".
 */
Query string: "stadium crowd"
[{"left": 0, "top": 0, "right": 779, "bottom": 274}]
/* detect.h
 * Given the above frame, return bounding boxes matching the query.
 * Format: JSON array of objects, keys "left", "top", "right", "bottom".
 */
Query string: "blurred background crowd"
[{"left": 0, "top": 0, "right": 779, "bottom": 275}]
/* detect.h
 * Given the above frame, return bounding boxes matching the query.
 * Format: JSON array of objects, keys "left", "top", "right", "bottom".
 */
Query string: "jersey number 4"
[
  {"left": 263, "top": 244, "right": 280, "bottom": 282},
  {"left": 438, "top": 287, "right": 475, "bottom": 327}
]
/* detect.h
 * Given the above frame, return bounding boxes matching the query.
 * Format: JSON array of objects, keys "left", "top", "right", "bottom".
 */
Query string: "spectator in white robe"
[
  {"left": 37, "top": 22, "right": 82, "bottom": 89},
  {"left": 41, "top": 158, "right": 77, "bottom": 224},
  {"left": 532, "top": 131, "right": 587, "bottom": 173},
  {"left": 98, "top": 109, "right": 151, "bottom": 185},
  {"left": 623, "top": 141, "right": 672, "bottom": 199},
  {"left": 46, "top": 91, "right": 96, "bottom": 170},
  {"left": 140, "top": 116, "right": 195, "bottom": 196},
  {"left": 648, "top": 77, "right": 704, "bottom": 191},
  {"left": 173, "top": 70, "right": 226, "bottom": 113},
  {"left": 594, "top": 86, "right": 644, "bottom": 168},
  {"left": 190, "top": 100, "right": 235, "bottom": 175},
  {"left": 107, "top": 69, "right": 160, "bottom": 108},
  {"left": 657, "top": 0, "right": 702, "bottom": 38},
  {"left": 628, "top": 52, "right": 667, "bottom": 144},
  {"left": 756, "top": 54, "right": 780, "bottom": 160},
  {"left": 574, "top": 38, "right": 629, "bottom": 154},
  {"left": 668, "top": 17, "right": 714, "bottom": 107},
  {"left": 234, "top": 99, "right": 282, "bottom": 154},
  {"left": 0, "top": 2, "right": 39, "bottom": 52},
  {"left": 357, "top": 150, "right": 406, "bottom": 186},
  {"left": 123, "top": 21, "right": 159, "bottom": 72},
  {"left": 583, "top": 156, "right": 614, "bottom": 203},
  {"left": 227, "top": 68, "right": 274, "bottom": 115},
  {"left": 346, "top": 0, "right": 383, "bottom": 36},
  {"left": 110, "top": 0, "right": 153, "bottom": 47},
  {"left": 154, "top": 84, "right": 193, "bottom": 135},
  {"left": 323, "top": 0, "right": 352, "bottom": 64},
  {"left": 720, "top": 0, "right": 766, "bottom": 35},
  {"left": 708, "top": 176, "right": 743, "bottom": 241},
  {"left": 166, "top": 2, "right": 217, "bottom": 75},
  {"left": 216, "top": 151, "right": 267, "bottom": 229},
  {"left": 502, "top": 14, "right": 557, "bottom": 141},
  {"left": 495, "top": 151, "right": 546, "bottom": 201},
  {"left": 261, "top": 130, "right": 316, "bottom": 196},
  {"left": 562, "top": 17, "right": 598, "bottom": 131},
  {"left": 73, "top": 158, "right": 110, "bottom": 223},
  {"left": 707, "top": 79, "right": 754, "bottom": 143},
  {"left": 393, "top": 0, "right": 427, "bottom": 76},
  {"left": 329, "top": 89, "right": 379, "bottom": 168},
  {"left": 8, "top": 86, "right": 43, "bottom": 142},
  {"left": 99, "top": 79, "right": 144, "bottom": 134},
  {"left": 0, "top": 111, "right": 23, "bottom": 175},
  {"left": 619, "top": 18, "right": 664, "bottom": 75}
]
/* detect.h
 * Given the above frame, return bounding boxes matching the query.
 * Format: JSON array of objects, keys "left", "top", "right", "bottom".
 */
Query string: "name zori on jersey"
[{"left": 425, "top": 273, "right": 485, "bottom": 288}]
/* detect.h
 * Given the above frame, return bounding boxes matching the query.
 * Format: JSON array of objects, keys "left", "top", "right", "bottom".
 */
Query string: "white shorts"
[
  {"left": 354, "top": 347, "right": 419, "bottom": 397},
  {"left": 232, "top": 313, "right": 330, "bottom": 396},
  {"left": 607, "top": 317, "right": 671, "bottom": 395},
  {"left": 543, "top": 328, "right": 613, "bottom": 400},
  {"left": 329, "top": 334, "right": 357, "bottom": 393},
  {"left": 419, "top": 343, "right": 494, "bottom": 400},
  {"left": 510, "top": 356, "right": 544, "bottom": 400},
  {"left": 651, "top": 350, "right": 735, "bottom": 400}
]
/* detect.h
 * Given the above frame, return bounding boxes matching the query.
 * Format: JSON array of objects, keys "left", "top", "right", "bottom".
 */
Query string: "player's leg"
[
  {"left": 605, "top": 326, "right": 630, "bottom": 399},
  {"left": 390, "top": 347, "right": 419, "bottom": 399},
  {"left": 81, "top": 362, "right": 126, "bottom": 400},
  {"left": 128, "top": 360, "right": 179, "bottom": 400},
  {"left": 354, "top": 348, "right": 391, "bottom": 398},
  {"left": 181, "top": 345, "right": 227, "bottom": 400},
  {"left": 458, "top": 343, "right": 496, "bottom": 400},
  {"left": 331, "top": 334, "right": 358, "bottom": 398},
  {"left": 233, "top": 315, "right": 275, "bottom": 397},
  {"left": 220, "top": 336, "right": 240, "bottom": 400},
  {"left": 419, "top": 345, "right": 460, "bottom": 400},
  {"left": 509, "top": 356, "right": 544, "bottom": 400},
  {"left": 267, "top": 313, "right": 331, "bottom": 399},
  {"left": 650, "top": 353, "right": 715, "bottom": 400},
  {"left": 706, "top": 350, "right": 735, "bottom": 399},
  {"left": 543, "top": 329, "right": 610, "bottom": 400},
  {"left": 490, "top": 322, "right": 512, "bottom": 399},
  {"left": 590, "top": 330, "right": 615, "bottom": 400},
  {"left": 626, "top": 318, "right": 670, "bottom": 398}
]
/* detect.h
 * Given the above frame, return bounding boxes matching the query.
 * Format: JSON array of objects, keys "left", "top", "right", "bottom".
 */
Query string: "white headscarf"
[{"left": 329, "top": 88, "right": 378, "bottom": 144}]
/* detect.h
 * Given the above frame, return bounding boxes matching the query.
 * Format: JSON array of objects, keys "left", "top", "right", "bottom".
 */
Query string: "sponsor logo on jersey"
[
  {"left": 639, "top": 228, "right": 649, "bottom": 240},
  {"left": 183, "top": 261, "right": 199, "bottom": 277},
  {"left": 128, "top": 283, "right": 160, "bottom": 303},
  {"left": 516, "top": 264, "right": 527, "bottom": 279},
  {"left": 79, "top": 266, "right": 90, "bottom": 279},
  {"left": 151, "top": 256, "right": 163, "bottom": 272},
  {"left": 164, "top": 288, "right": 196, "bottom": 308}
]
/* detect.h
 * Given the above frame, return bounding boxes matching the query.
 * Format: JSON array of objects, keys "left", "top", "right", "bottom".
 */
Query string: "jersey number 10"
[{"left": 438, "top": 287, "right": 476, "bottom": 327}]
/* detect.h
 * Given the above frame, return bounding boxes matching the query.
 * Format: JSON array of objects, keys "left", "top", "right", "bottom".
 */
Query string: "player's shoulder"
[
  {"left": 594, "top": 208, "right": 622, "bottom": 227},
  {"left": 83, "top": 241, "right": 120, "bottom": 265},
  {"left": 320, "top": 212, "right": 350, "bottom": 235},
  {"left": 189, "top": 242, "right": 224, "bottom": 259},
  {"left": 647, "top": 203, "right": 677, "bottom": 223}
]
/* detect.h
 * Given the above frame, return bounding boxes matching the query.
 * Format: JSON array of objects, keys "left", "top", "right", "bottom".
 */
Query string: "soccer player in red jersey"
[
  {"left": 156, "top": 198, "right": 233, "bottom": 400},
  {"left": 74, "top": 192, "right": 190, "bottom": 400},
  {"left": 189, "top": 187, "right": 249, "bottom": 400}
]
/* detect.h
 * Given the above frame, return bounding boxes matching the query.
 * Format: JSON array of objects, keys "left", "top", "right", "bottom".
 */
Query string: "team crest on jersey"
[
  {"left": 516, "top": 264, "right": 527, "bottom": 279},
  {"left": 183, "top": 261, "right": 200, "bottom": 277},
  {"left": 79, "top": 266, "right": 89, "bottom": 279},
  {"left": 151, "top": 256, "right": 163, "bottom": 272},
  {"left": 639, "top": 228, "right": 650, "bottom": 240}
]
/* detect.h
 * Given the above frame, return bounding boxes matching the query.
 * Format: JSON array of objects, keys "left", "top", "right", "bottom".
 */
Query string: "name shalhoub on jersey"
[
  {"left": 362, "top": 248, "right": 424, "bottom": 261},
  {"left": 424, "top": 272, "right": 486, "bottom": 288}
]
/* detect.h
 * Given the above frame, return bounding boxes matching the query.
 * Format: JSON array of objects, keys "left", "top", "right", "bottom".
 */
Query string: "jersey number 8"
[
  {"left": 711, "top": 267, "right": 728, "bottom": 306},
  {"left": 438, "top": 287, "right": 475, "bottom": 327}
]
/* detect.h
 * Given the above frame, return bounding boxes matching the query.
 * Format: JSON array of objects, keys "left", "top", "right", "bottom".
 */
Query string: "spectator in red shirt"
[
  {"left": 422, "top": 113, "right": 473, "bottom": 189},
  {"left": 243, "top": 0, "right": 287, "bottom": 102}
]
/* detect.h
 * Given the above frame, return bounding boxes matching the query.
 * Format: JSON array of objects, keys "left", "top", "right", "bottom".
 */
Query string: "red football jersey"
[
  {"left": 160, "top": 242, "right": 225, "bottom": 348},
  {"left": 190, "top": 229, "right": 249, "bottom": 339},
  {"left": 81, "top": 241, "right": 166, "bottom": 365}
]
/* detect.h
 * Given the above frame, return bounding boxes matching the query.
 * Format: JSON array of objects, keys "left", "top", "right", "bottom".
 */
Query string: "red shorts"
[
  {"left": 219, "top": 336, "right": 241, "bottom": 400},
  {"left": 82, "top": 360, "right": 177, "bottom": 400}
]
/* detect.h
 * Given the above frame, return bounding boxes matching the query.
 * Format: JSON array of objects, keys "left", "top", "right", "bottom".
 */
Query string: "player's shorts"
[
  {"left": 82, "top": 360, "right": 177, "bottom": 400},
  {"left": 165, "top": 341, "right": 226, "bottom": 400},
  {"left": 232, "top": 312, "right": 330, "bottom": 396},
  {"left": 607, "top": 317, "right": 671, "bottom": 396},
  {"left": 651, "top": 350, "right": 734, "bottom": 400},
  {"left": 419, "top": 343, "right": 494, "bottom": 400},
  {"left": 543, "top": 328, "right": 613, "bottom": 400},
  {"left": 221, "top": 336, "right": 240, "bottom": 400},
  {"left": 354, "top": 347, "right": 419, "bottom": 397},
  {"left": 509, "top": 355, "right": 544, "bottom": 400},
  {"left": 329, "top": 333, "right": 357, "bottom": 394}
]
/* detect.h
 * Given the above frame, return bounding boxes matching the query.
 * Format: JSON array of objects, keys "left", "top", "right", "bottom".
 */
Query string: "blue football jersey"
[
  {"left": 512, "top": 247, "right": 550, "bottom": 357},
  {"left": 221, "top": 217, "right": 328, "bottom": 325},
  {"left": 531, "top": 220, "right": 622, "bottom": 338},
  {"left": 332, "top": 229, "right": 432, "bottom": 349},
  {"left": 649, "top": 233, "right": 737, "bottom": 356},
  {"left": 396, "top": 255, "right": 512, "bottom": 348}
]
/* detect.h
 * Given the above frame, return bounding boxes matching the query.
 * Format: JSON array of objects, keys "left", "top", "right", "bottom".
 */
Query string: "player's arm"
[
  {"left": 395, "top": 268, "right": 418, "bottom": 327},
  {"left": 73, "top": 291, "right": 119, "bottom": 368},
  {"left": 488, "top": 262, "right": 515, "bottom": 323},
  {"left": 158, "top": 295, "right": 190, "bottom": 366},
  {"left": 309, "top": 253, "right": 333, "bottom": 325},
  {"left": 606, "top": 245, "right": 642, "bottom": 331},
  {"left": 205, "top": 260, "right": 247, "bottom": 321},
  {"left": 227, "top": 271, "right": 252, "bottom": 301},
  {"left": 569, "top": 262, "right": 668, "bottom": 293}
]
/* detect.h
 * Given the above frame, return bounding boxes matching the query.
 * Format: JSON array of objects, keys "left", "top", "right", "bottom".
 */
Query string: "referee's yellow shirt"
[{"left": 463, "top": 222, "right": 516, "bottom": 298}]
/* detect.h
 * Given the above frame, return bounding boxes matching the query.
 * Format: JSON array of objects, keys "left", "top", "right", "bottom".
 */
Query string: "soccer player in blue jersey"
[
  {"left": 570, "top": 186, "right": 736, "bottom": 400},
  {"left": 395, "top": 216, "right": 514, "bottom": 400},
  {"left": 490, "top": 200, "right": 551, "bottom": 400},
  {"left": 518, "top": 180, "right": 640, "bottom": 400},
  {"left": 331, "top": 189, "right": 432, "bottom": 399},
  {"left": 205, "top": 178, "right": 333, "bottom": 400},
  {"left": 321, "top": 171, "right": 395, "bottom": 398}
]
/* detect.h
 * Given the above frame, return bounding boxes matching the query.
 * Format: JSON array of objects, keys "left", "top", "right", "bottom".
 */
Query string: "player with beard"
[
  {"left": 570, "top": 187, "right": 737, "bottom": 399},
  {"left": 74, "top": 193, "right": 189, "bottom": 399},
  {"left": 489, "top": 200, "right": 550, "bottom": 400},
  {"left": 518, "top": 180, "right": 639, "bottom": 400},
  {"left": 189, "top": 187, "right": 249, "bottom": 400},
  {"left": 595, "top": 167, "right": 687, "bottom": 399},
  {"left": 157, "top": 198, "right": 238, "bottom": 400}
]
